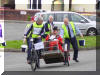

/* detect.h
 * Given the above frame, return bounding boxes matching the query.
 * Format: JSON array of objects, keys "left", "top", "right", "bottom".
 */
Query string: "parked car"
[{"left": 35, "top": 11, "right": 99, "bottom": 36}]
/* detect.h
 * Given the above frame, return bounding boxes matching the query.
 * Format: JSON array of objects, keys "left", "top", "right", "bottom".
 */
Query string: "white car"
[{"left": 35, "top": 11, "right": 98, "bottom": 36}]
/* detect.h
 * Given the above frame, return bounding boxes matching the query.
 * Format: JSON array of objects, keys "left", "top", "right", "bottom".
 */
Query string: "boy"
[{"left": 45, "top": 26, "right": 64, "bottom": 52}]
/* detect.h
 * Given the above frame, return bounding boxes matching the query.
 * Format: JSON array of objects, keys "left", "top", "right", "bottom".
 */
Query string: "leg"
[
  {"left": 70, "top": 37, "right": 79, "bottom": 61},
  {"left": 34, "top": 38, "right": 42, "bottom": 68},
  {"left": 64, "top": 38, "right": 70, "bottom": 50},
  {"left": 64, "top": 39, "right": 70, "bottom": 65},
  {"left": 27, "top": 38, "right": 32, "bottom": 60}
]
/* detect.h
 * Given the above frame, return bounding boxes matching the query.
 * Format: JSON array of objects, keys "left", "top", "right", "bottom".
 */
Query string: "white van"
[{"left": 35, "top": 11, "right": 98, "bottom": 36}]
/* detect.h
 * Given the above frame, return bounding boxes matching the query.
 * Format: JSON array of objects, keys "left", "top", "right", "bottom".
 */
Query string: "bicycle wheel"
[
  {"left": 31, "top": 59, "right": 36, "bottom": 71},
  {"left": 30, "top": 51, "right": 37, "bottom": 71}
]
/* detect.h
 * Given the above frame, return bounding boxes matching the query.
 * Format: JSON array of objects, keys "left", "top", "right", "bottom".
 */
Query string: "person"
[
  {"left": 44, "top": 15, "right": 54, "bottom": 37},
  {"left": 23, "top": 17, "right": 35, "bottom": 64},
  {"left": 23, "top": 16, "right": 45, "bottom": 68},
  {"left": 60, "top": 17, "right": 83, "bottom": 63},
  {"left": 45, "top": 26, "right": 64, "bottom": 52}
]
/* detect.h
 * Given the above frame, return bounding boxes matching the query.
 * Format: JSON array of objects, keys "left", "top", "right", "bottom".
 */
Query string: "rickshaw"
[{"left": 30, "top": 39, "right": 70, "bottom": 71}]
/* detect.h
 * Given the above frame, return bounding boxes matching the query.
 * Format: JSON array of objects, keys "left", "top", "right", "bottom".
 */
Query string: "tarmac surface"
[{"left": 4, "top": 50, "right": 96, "bottom": 71}]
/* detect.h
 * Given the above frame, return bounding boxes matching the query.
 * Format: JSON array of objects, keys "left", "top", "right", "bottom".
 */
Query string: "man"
[
  {"left": 60, "top": 17, "right": 83, "bottom": 63},
  {"left": 23, "top": 17, "right": 36, "bottom": 64},
  {"left": 44, "top": 15, "right": 54, "bottom": 36},
  {"left": 23, "top": 16, "right": 44, "bottom": 67}
]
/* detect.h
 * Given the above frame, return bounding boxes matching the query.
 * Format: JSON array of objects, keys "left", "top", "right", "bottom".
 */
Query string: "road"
[
  {"left": 4, "top": 50, "right": 96, "bottom": 71},
  {"left": 4, "top": 20, "right": 30, "bottom": 40}
]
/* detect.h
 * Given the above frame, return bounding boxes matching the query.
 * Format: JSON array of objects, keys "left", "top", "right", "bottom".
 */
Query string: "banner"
[{"left": 0, "top": 20, "right": 4, "bottom": 75}]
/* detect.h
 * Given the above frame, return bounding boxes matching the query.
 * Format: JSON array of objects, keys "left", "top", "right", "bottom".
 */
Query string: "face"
[
  {"left": 53, "top": 30, "right": 58, "bottom": 35},
  {"left": 64, "top": 18, "right": 69, "bottom": 26},
  {"left": 49, "top": 16, "right": 53, "bottom": 23},
  {"left": 37, "top": 20, "right": 43, "bottom": 25}
]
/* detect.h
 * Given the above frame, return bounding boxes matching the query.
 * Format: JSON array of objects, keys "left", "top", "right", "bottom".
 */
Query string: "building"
[
  {"left": 0, "top": 0, "right": 97, "bottom": 12},
  {"left": 0, "top": 0, "right": 15, "bottom": 9}
]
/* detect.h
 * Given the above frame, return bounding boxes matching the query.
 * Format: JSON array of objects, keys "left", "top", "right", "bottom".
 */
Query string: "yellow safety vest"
[
  {"left": 45, "top": 24, "right": 51, "bottom": 35},
  {"left": 62, "top": 22, "right": 76, "bottom": 38},
  {"left": 32, "top": 22, "right": 43, "bottom": 38},
  {"left": 0, "top": 43, "right": 4, "bottom": 48}
]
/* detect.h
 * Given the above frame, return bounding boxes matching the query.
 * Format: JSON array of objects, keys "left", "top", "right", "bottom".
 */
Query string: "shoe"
[
  {"left": 37, "top": 64, "right": 40, "bottom": 69},
  {"left": 73, "top": 58, "right": 79, "bottom": 62},
  {"left": 27, "top": 60, "right": 31, "bottom": 64},
  {"left": 64, "top": 63, "right": 66, "bottom": 65}
]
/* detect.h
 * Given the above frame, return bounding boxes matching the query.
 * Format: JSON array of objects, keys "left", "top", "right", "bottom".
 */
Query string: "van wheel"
[{"left": 87, "top": 28, "right": 97, "bottom": 36}]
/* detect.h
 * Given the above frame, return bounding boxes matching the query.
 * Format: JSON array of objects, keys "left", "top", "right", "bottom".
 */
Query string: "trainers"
[{"left": 73, "top": 58, "right": 79, "bottom": 62}]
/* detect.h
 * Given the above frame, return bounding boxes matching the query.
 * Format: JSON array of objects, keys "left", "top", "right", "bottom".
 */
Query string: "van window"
[
  {"left": 55, "top": 13, "right": 68, "bottom": 22},
  {"left": 71, "top": 13, "right": 88, "bottom": 23},
  {"left": 42, "top": 13, "right": 54, "bottom": 21}
]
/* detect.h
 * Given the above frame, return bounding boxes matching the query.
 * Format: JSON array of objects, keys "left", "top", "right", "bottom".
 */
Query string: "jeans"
[
  {"left": 27, "top": 38, "right": 32, "bottom": 60},
  {"left": 32, "top": 38, "right": 42, "bottom": 67}
]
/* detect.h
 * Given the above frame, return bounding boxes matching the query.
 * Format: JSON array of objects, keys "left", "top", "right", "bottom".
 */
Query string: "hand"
[
  {"left": 23, "top": 38, "right": 26, "bottom": 44},
  {"left": 48, "top": 35, "right": 50, "bottom": 37},
  {"left": 80, "top": 33, "right": 84, "bottom": 38},
  {"left": 38, "top": 35, "right": 41, "bottom": 38}
]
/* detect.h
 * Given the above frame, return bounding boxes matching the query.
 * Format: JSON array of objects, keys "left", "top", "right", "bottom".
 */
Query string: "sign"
[
  {"left": 34, "top": 42, "right": 44, "bottom": 50},
  {"left": 64, "top": 44, "right": 68, "bottom": 51},
  {"left": 0, "top": 20, "right": 4, "bottom": 48},
  {"left": 49, "top": 35, "right": 56, "bottom": 40},
  {"left": 33, "top": 28, "right": 41, "bottom": 35},
  {"left": 0, "top": 52, "right": 4, "bottom": 75},
  {"left": 20, "top": 11, "right": 27, "bottom": 15}
]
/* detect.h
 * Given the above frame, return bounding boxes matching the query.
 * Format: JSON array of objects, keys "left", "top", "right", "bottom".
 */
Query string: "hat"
[{"left": 53, "top": 26, "right": 58, "bottom": 30}]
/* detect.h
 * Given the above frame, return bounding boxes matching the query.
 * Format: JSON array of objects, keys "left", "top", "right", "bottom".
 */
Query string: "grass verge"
[{"left": 4, "top": 36, "right": 97, "bottom": 50}]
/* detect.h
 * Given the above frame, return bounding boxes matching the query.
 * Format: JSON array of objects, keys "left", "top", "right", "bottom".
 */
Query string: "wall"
[
  {"left": 72, "top": 0, "right": 96, "bottom": 12},
  {"left": 15, "top": 0, "right": 28, "bottom": 10},
  {"left": 0, "top": 9, "right": 40, "bottom": 21},
  {"left": 15, "top": 4, "right": 28, "bottom": 10},
  {"left": 41, "top": 0, "right": 53, "bottom": 11},
  {"left": 72, "top": 4, "right": 96, "bottom": 12}
]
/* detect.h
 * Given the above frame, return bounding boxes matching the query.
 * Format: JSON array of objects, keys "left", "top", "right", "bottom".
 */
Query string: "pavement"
[{"left": 4, "top": 50, "right": 96, "bottom": 71}]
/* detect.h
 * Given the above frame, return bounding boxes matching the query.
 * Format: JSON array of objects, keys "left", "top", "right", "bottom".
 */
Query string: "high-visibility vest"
[
  {"left": 32, "top": 22, "right": 43, "bottom": 38},
  {"left": 45, "top": 24, "right": 51, "bottom": 35},
  {"left": 26, "top": 24, "right": 32, "bottom": 38},
  {"left": 62, "top": 22, "right": 76, "bottom": 38},
  {"left": 0, "top": 44, "right": 4, "bottom": 48}
]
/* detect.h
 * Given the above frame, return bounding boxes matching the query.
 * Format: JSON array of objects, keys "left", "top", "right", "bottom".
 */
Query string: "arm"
[
  {"left": 24, "top": 24, "right": 33, "bottom": 37},
  {"left": 44, "top": 22, "right": 49, "bottom": 32},
  {"left": 39, "top": 25, "right": 46, "bottom": 38},
  {"left": 23, "top": 24, "right": 33, "bottom": 43},
  {"left": 58, "top": 36, "right": 63, "bottom": 44},
  {"left": 24, "top": 24, "right": 30, "bottom": 35},
  {"left": 60, "top": 28, "right": 64, "bottom": 39},
  {"left": 75, "top": 24, "right": 83, "bottom": 38},
  {"left": 45, "top": 35, "right": 49, "bottom": 41}
]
